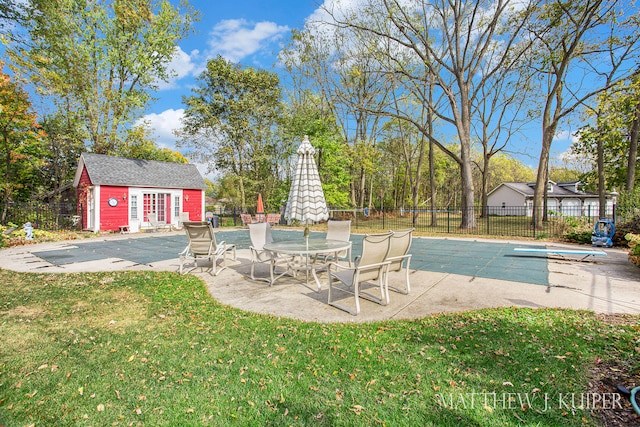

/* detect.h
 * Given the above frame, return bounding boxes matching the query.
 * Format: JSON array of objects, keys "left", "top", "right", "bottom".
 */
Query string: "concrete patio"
[{"left": 1, "top": 230, "right": 639, "bottom": 323}]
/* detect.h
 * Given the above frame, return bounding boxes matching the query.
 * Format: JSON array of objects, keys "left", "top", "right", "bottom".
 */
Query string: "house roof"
[
  {"left": 73, "top": 153, "right": 207, "bottom": 190},
  {"left": 488, "top": 181, "right": 600, "bottom": 199}
]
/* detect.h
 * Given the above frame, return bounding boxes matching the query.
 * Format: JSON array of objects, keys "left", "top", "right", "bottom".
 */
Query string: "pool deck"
[{"left": 1, "top": 230, "right": 639, "bottom": 323}]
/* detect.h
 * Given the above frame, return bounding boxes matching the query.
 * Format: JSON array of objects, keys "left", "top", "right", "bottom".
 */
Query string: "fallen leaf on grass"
[
  {"left": 351, "top": 405, "right": 364, "bottom": 415},
  {"left": 97, "top": 403, "right": 105, "bottom": 412}
]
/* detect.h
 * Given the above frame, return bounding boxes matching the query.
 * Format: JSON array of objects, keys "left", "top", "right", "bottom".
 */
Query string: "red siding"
[
  {"left": 183, "top": 189, "right": 202, "bottom": 221},
  {"left": 76, "top": 167, "right": 92, "bottom": 229},
  {"left": 100, "top": 186, "right": 129, "bottom": 231}
]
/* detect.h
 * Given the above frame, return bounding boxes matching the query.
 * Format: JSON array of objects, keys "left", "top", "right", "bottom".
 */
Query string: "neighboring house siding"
[
  {"left": 99, "top": 186, "right": 129, "bottom": 231},
  {"left": 487, "top": 181, "right": 614, "bottom": 217},
  {"left": 487, "top": 185, "right": 526, "bottom": 216},
  {"left": 183, "top": 189, "right": 203, "bottom": 221}
]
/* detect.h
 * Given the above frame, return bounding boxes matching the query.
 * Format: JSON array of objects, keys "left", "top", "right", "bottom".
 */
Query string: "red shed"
[{"left": 72, "top": 153, "right": 207, "bottom": 232}]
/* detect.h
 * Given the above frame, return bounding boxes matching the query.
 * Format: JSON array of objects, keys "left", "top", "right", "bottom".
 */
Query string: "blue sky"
[
  {"left": 143, "top": 0, "right": 581, "bottom": 170},
  {"left": 142, "top": 0, "right": 320, "bottom": 151}
]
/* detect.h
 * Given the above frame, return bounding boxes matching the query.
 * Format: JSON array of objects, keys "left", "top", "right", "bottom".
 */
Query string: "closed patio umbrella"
[
  {"left": 256, "top": 193, "right": 265, "bottom": 222},
  {"left": 257, "top": 193, "right": 264, "bottom": 215},
  {"left": 284, "top": 135, "right": 329, "bottom": 237}
]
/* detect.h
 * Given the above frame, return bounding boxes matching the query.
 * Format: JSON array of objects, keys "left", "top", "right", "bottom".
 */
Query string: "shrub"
[
  {"left": 625, "top": 233, "right": 640, "bottom": 267},
  {"left": 561, "top": 216, "right": 594, "bottom": 244}
]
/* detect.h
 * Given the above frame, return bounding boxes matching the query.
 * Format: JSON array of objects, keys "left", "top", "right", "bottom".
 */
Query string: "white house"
[{"left": 487, "top": 181, "right": 615, "bottom": 217}]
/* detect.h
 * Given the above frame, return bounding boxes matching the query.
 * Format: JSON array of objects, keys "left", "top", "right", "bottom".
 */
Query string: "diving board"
[{"left": 514, "top": 247, "right": 607, "bottom": 261}]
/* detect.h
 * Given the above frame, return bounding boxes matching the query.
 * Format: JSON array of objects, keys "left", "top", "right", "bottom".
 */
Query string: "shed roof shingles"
[{"left": 81, "top": 153, "right": 206, "bottom": 190}]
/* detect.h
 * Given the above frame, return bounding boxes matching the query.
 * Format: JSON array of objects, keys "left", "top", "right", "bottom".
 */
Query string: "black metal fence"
[
  {"left": 1, "top": 202, "right": 629, "bottom": 240},
  {"left": 334, "top": 205, "right": 620, "bottom": 239},
  {"left": 0, "top": 201, "right": 80, "bottom": 231}
]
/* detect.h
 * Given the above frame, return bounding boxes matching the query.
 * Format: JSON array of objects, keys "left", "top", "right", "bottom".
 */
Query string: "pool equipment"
[{"left": 591, "top": 218, "right": 615, "bottom": 248}]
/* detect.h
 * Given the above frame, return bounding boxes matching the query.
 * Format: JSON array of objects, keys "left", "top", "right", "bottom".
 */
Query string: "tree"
[
  {"left": 38, "top": 111, "right": 86, "bottom": 201},
  {"left": 316, "top": 0, "right": 537, "bottom": 229},
  {"left": 282, "top": 25, "right": 390, "bottom": 210},
  {"left": 177, "top": 57, "right": 283, "bottom": 211},
  {"left": 573, "top": 75, "right": 640, "bottom": 198},
  {"left": 524, "top": 0, "right": 640, "bottom": 226},
  {"left": 0, "top": 67, "right": 45, "bottom": 217},
  {"left": 120, "top": 123, "right": 188, "bottom": 163},
  {"left": 0, "top": 0, "right": 26, "bottom": 39},
  {"left": 9, "top": 0, "right": 197, "bottom": 154},
  {"left": 281, "top": 93, "right": 352, "bottom": 209}
]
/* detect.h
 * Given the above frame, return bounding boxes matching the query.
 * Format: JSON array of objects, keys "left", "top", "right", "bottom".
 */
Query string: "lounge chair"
[
  {"left": 179, "top": 221, "right": 236, "bottom": 275},
  {"left": 265, "top": 213, "right": 281, "bottom": 227},
  {"left": 386, "top": 228, "right": 414, "bottom": 295},
  {"left": 327, "top": 232, "right": 392, "bottom": 315},
  {"left": 147, "top": 212, "right": 172, "bottom": 231},
  {"left": 240, "top": 213, "right": 255, "bottom": 226},
  {"left": 248, "top": 222, "right": 289, "bottom": 285}
]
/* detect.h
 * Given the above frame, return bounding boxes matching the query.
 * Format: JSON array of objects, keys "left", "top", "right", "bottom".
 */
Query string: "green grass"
[{"left": 0, "top": 269, "right": 637, "bottom": 426}]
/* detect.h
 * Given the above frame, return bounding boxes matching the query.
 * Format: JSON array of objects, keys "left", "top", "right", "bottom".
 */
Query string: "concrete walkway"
[{"left": 1, "top": 231, "right": 639, "bottom": 323}]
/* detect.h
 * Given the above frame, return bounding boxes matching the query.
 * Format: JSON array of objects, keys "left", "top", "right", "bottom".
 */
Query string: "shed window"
[{"left": 130, "top": 195, "right": 138, "bottom": 219}]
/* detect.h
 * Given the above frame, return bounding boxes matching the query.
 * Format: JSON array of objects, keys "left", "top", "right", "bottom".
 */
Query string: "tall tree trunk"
[
  {"left": 597, "top": 135, "right": 606, "bottom": 218},
  {"left": 533, "top": 128, "right": 555, "bottom": 228},
  {"left": 429, "top": 136, "right": 437, "bottom": 227},
  {"left": 481, "top": 152, "right": 490, "bottom": 218},
  {"left": 627, "top": 104, "right": 640, "bottom": 192}
]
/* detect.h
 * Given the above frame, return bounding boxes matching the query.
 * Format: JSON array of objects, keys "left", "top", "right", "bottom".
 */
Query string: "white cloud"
[
  {"left": 553, "top": 129, "right": 579, "bottom": 144},
  {"left": 137, "top": 108, "right": 184, "bottom": 149},
  {"left": 207, "top": 19, "right": 290, "bottom": 62},
  {"left": 156, "top": 47, "right": 200, "bottom": 90}
]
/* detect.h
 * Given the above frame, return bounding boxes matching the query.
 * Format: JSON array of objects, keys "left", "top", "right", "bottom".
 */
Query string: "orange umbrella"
[{"left": 257, "top": 193, "right": 264, "bottom": 214}]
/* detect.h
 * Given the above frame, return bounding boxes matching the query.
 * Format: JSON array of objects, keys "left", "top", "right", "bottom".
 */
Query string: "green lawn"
[{"left": 0, "top": 269, "right": 637, "bottom": 426}]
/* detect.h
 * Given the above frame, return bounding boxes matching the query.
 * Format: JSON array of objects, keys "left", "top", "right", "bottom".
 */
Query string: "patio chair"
[
  {"left": 265, "top": 213, "right": 281, "bottom": 227},
  {"left": 179, "top": 221, "right": 236, "bottom": 275},
  {"left": 240, "top": 213, "right": 255, "bottom": 226},
  {"left": 176, "top": 212, "right": 190, "bottom": 230},
  {"left": 315, "top": 219, "right": 352, "bottom": 266},
  {"left": 386, "top": 228, "right": 414, "bottom": 295},
  {"left": 327, "top": 232, "right": 392, "bottom": 315},
  {"left": 248, "top": 222, "right": 289, "bottom": 285},
  {"left": 147, "top": 212, "right": 172, "bottom": 231}
]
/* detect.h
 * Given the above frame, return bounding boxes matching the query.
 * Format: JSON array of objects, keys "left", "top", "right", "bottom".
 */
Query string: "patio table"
[{"left": 263, "top": 239, "right": 352, "bottom": 291}]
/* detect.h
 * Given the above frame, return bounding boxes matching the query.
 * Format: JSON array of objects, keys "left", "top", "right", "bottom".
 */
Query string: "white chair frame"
[
  {"left": 248, "top": 222, "right": 289, "bottom": 285},
  {"left": 179, "top": 221, "right": 236, "bottom": 275},
  {"left": 327, "top": 232, "right": 392, "bottom": 315},
  {"left": 386, "top": 228, "right": 414, "bottom": 295}
]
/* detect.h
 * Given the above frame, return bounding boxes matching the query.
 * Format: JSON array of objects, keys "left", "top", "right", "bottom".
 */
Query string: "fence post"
[
  {"left": 613, "top": 203, "right": 616, "bottom": 223},
  {"left": 533, "top": 207, "right": 536, "bottom": 239},
  {"left": 486, "top": 207, "right": 490, "bottom": 235},
  {"left": 447, "top": 206, "right": 450, "bottom": 233}
]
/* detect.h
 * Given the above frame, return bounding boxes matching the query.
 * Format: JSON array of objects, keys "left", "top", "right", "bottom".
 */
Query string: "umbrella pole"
[{"left": 304, "top": 220, "right": 310, "bottom": 284}]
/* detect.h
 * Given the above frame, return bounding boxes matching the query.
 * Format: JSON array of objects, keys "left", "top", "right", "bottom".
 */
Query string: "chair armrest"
[
  {"left": 329, "top": 260, "right": 390, "bottom": 272},
  {"left": 356, "top": 260, "right": 391, "bottom": 271},
  {"left": 386, "top": 254, "right": 412, "bottom": 262},
  {"left": 179, "top": 245, "right": 190, "bottom": 257},
  {"left": 327, "top": 261, "right": 354, "bottom": 272}
]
